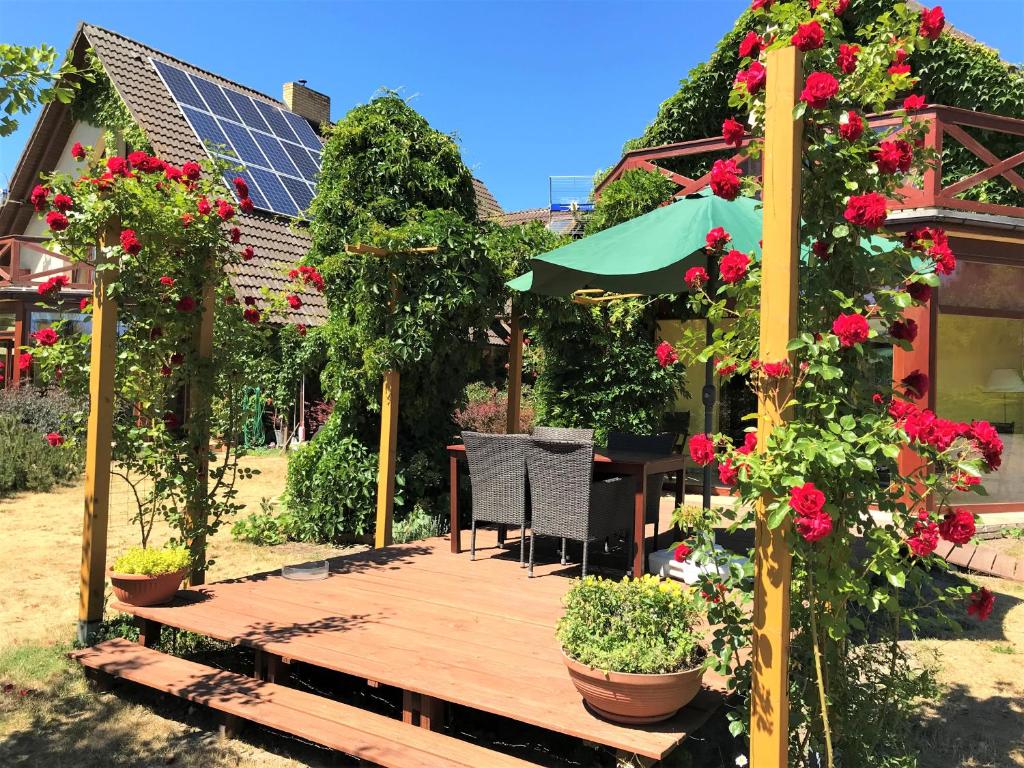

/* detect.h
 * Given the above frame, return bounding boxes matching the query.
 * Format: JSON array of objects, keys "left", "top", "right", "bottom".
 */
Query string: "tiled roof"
[
  {"left": 500, "top": 207, "right": 585, "bottom": 237},
  {"left": 1, "top": 22, "right": 503, "bottom": 326},
  {"left": 473, "top": 178, "right": 503, "bottom": 219}
]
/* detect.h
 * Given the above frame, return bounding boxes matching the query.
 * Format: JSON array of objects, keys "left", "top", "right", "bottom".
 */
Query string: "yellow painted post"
[
  {"left": 505, "top": 306, "right": 524, "bottom": 434},
  {"left": 185, "top": 272, "right": 216, "bottom": 586},
  {"left": 750, "top": 45, "right": 803, "bottom": 768},
  {"left": 374, "top": 369, "right": 399, "bottom": 548},
  {"left": 77, "top": 223, "right": 120, "bottom": 645}
]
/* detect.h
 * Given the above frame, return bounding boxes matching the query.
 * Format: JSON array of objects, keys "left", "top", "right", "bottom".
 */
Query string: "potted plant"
[
  {"left": 556, "top": 575, "right": 706, "bottom": 724},
  {"left": 109, "top": 546, "right": 191, "bottom": 607}
]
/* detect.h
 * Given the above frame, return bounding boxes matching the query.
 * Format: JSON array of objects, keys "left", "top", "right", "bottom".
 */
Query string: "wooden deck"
[{"left": 109, "top": 529, "right": 724, "bottom": 762}]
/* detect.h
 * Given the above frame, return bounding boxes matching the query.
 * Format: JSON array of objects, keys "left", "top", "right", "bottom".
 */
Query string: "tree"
[{"left": 0, "top": 43, "right": 83, "bottom": 137}]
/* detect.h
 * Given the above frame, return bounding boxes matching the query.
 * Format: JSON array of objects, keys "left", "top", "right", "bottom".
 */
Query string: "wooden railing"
[
  {"left": 598, "top": 105, "right": 1024, "bottom": 220},
  {"left": 0, "top": 236, "right": 93, "bottom": 290}
]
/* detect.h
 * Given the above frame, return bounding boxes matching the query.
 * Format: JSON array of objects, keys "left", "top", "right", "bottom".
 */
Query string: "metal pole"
[{"left": 702, "top": 251, "right": 718, "bottom": 513}]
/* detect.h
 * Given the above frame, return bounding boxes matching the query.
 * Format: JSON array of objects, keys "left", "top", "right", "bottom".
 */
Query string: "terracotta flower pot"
[
  {"left": 108, "top": 567, "right": 188, "bottom": 607},
  {"left": 562, "top": 650, "right": 706, "bottom": 724}
]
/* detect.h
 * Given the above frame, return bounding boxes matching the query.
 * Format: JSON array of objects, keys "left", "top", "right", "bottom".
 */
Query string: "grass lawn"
[{"left": 0, "top": 452, "right": 1022, "bottom": 767}]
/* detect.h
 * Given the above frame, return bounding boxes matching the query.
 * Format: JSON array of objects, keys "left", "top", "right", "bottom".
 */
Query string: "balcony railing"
[
  {"left": 598, "top": 105, "right": 1024, "bottom": 220},
  {"left": 0, "top": 236, "right": 93, "bottom": 291}
]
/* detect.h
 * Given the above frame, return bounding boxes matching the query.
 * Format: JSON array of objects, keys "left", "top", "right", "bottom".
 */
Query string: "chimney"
[{"left": 282, "top": 81, "right": 330, "bottom": 128}]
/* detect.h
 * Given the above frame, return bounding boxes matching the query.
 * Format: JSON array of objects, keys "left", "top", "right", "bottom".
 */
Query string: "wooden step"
[{"left": 72, "top": 638, "right": 542, "bottom": 768}]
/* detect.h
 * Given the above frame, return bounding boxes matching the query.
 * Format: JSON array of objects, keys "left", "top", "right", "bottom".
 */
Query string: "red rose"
[
  {"left": 45, "top": 432, "right": 65, "bottom": 447},
  {"left": 705, "top": 227, "right": 731, "bottom": 252},
  {"left": 796, "top": 508, "right": 833, "bottom": 543},
  {"left": 811, "top": 240, "right": 830, "bottom": 261},
  {"left": 673, "top": 542, "right": 693, "bottom": 562},
  {"left": 216, "top": 199, "right": 235, "bottom": 221},
  {"left": 930, "top": 241, "right": 956, "bottom": 275},
  {"left": 181, "top": 213, "right": 195, "bottom": 227},
  {"left": 844, "top": 192, "right": 888, "bottom": 229},
  {"left": 950, "top": 471, "right": 981, "bottom": 491},
  {"left": 907, "top": 517, "right": 939, "bottom": 556},
  {"left": 52, "top": 193, "right": 73, "bottom": 212},
  {"left": 716, "top": 359, "right": 738, "bottom": 377},
  {"left": 239, "top": 197, "right": 255, "bottom": 213},
  {"left": 164, "top": 165, "right": 183, "bottom": 182},
  {"left": 243, "top": 307, "right": 261, "bottom": 324},
  {"left": 296, "top": 323, "right": 308, "bottom": 336},
  {"left": 127, "top": 150, "right": 148, "bottom": 167},
  {"left": 832, "top": 313, "right": 870, "bottom": 347},
  {"left": 906, "top": 282, "right": 932, "bottom": 304},
  {"left": 32, "top": 327, "right": 59, "bottom": 346},
  {"left": 969, "top": 420, "right": 1003, "bottom": 470},
  {"left": 689, "top": 433, "right": 716, "bottom": 466},
  {"left": 161, "top": 365, "right": 172, "bottom": 377},
  {"left": 966, "top": 587, "right": 994, "bottom": 621},
  {"left": 233, "top": 177, "right": 249, "bottom": 198},
  {"left": 242, "top": 246, "right": 255, "bottom": 260},
  {"left": 872, "top": 139, "right": 913, "bottom": 175},
  {"left": 836, "top": 111, "right": 863, "bottom": 143},
  {"left": 938, "top": 507, "right": 975, "bottom": 545},
  {"left": 800, "top": 72, "right": 839, "bottom": 109},
  {"left": 762, "top": 359, "right": 791, "bottom": 378},
  {"left": 738, "top": 31, "right": 764, "bottom": 59},
  {"left": 176, "top": 296, "right": 196, "bottom": 313},
  {"left": 903, "top": 94, "right": 927, "bottom": 111},
  {"left": 710, "top": 159, "right": 742, "bottom": 201},
  {"left": 835, "top": 0, "right": 850, "bottom": 13},
  {"left": 162, "top": 412, "right": 179, "bottom": 431},
  {"left": 71, "top": 142, "right": 86, "bottom": 160},
  {"left": 790, "top": 482, "right": 825, "bottom": 516},
  {"left": 718, "top": 458, "right": 738, "bottom": 485},
  {"left": 919, "top": 6, "right": 945, "bottom": 40},
  {"left": 890, "top": 318, "right": 918, "bottom": 342},
  {"left": 287, "top": 294, "right": 302, "bottom": 309},
  {"left": 722, "top": 117, "right": 745, "bottom": 148},
  {"left": 79, "top": 297, "right": 91, "bottom": 312},
  {"left": 684, "top": 266, "right": 708, "bottom": 289},
  {"left": 159, "top": 276, "right": 175, "bottom": 286},
  {"left": 45, "top": 210, "right": 69, "bottom": 231},
  {"left": 837, "top": 44, "right": 860, "bottom": 74},
  {"left": 655, "top": 340, "right": 678, "bottom": 368},
  {"left": 719, "top": 249, "right": 750, "bottom": 284},
  {"left": 182, "top": 161, "right": 202, "bottom": 180},
  {"left": 297, "top": 265, "right": 326, "bottom": 292},
  {"left": 37, "top": 274, "right": 69, "bottom": 296},
  {"left": 119, "top": 229, "right": 142, "bottom": 255},
  {"left": 901, "top": 370, "right": 930, "bottom": 399},
  {"left": 735, "top": 61, "right": 767, "bottom": 95},
  {"left": 791, "top": 21, "right": 824, "bottom": 52},
  {"left": 18, "top": 352, "right": 33, "bottom": 372},
  {"left": 106, "top": 156, "right": 130, "bottom": 176},
  {"left": 244, "top": 296, "right": 257, "bottom": 306},
  {"left": 197, "top": 196, "right": 212, "bottom": 216},
  {"left": 230, "top": 227, "right": 242, "bottom": 244},
  {"left": 751, "top": 0, "right": 772, "bottom": 9},
  {"left": 170, "top": 352, "right": 184, "bottom": 365},
  {"left": 738, "top": 431, "right": 758, "bottom": 456}
]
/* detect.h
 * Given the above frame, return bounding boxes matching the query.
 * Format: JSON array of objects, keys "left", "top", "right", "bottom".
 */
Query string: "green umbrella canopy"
[{"left": 507, "top": 191, "right": 897, "bottom": 296}]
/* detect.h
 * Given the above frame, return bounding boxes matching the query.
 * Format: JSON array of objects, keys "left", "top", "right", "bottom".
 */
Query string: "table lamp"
[{"left": 985, "top": 368, "right": 1024, "bottom": 426}]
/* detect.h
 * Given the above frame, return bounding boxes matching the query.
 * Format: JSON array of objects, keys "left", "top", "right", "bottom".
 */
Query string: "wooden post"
[
  {"left": 505, "top": 306, "right": 524, "bottom": 434},
  {"left": 749, "top": 45, "right": 803, "bottom": 768},
  {"left": 11, "top": 303, "right": 27, "bottom": 386},
  {"left": 185, "top": 273, "right": 216, "bottom": 585},
  {"left": 374, "top": 369, "right": 399, "bottom": 548},
  {"left": 893, "top": 294, "right": 936, "bottom": 504},
  {"left": 77, "top": 224, "right": 120, "bottom": 645}
]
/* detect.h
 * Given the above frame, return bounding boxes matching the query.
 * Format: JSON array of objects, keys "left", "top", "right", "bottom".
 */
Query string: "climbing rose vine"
[{"left": 654, "top": 3, "right": 1000, "bottom": 765}]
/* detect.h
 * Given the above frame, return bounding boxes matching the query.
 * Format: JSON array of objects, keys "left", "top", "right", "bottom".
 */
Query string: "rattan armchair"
[
  {"left": 607, "top": 431, "right": 677, "bottom": 550},
  {"left": 532, "top": 426, "right": 595, "bottom": 442},
  {"left": 461, "top": 431, "right": 530, "bottom": 565},
  {"left": 525, "top": 438, "right": 634, "bottom": 577}
]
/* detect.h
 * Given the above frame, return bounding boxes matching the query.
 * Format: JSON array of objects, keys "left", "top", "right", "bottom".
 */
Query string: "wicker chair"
[
  {"left": 607, "top": 431, "right": 676, "bottom": 550},
  {"left": 532, "top": 426, "right": 595, "bottom": 442},
  {"left": 525, "top": 438, "right": 634, "bottom": 577},
  {"left": 462, "top": 431, "right": 530, "bottom": 565}
]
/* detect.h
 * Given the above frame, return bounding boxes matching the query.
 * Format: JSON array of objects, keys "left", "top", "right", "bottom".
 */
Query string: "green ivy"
[{"left": 70, "top": 49, "right": 149, "bottom": 152}]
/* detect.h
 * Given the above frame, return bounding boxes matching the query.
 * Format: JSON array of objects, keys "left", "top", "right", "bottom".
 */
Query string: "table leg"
[
  {"left": 674, "top": 463, "right": 685, "bottom": 538},
  {"left": 136, "top": 617, "right": 162, "bottom": 649},
  {"left": 632, "top": 471, "right": 647, "bottom": 578},
  {"left": 449, "top": 455, "right": 461, "bottom": 554}
]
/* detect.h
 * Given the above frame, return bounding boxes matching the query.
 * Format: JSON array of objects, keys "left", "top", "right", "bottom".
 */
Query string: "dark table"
[{"left": 447, "top": 443, "right": 686, "bottom": 576}]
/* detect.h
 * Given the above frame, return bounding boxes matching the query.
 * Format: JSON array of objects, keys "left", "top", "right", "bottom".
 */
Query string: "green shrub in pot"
[{"left": 112, "top": 546, "right": 190, "bottom": 576}]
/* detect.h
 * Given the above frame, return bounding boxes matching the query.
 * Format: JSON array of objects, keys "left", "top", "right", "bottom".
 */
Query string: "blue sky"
[{"left": 2, "top": 0, "right": 1022, "bottom": 213}]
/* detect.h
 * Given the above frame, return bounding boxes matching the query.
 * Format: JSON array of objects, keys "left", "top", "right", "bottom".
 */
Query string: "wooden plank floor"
[{"left": 111, "top": 529, "right": 724, "bottom": 761}]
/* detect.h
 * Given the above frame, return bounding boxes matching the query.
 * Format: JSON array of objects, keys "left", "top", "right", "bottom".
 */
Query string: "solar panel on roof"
[{"left": 151, "top": 57, "right": 323, "bottom": 218}]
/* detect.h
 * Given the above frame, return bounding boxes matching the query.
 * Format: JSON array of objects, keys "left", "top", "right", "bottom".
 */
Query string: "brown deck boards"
[
  {"left": 111, "top": 530, "right": 724, "bottom": 760},
  {"left": 73, "top": 639, "right": 543, "bottom": 768}
]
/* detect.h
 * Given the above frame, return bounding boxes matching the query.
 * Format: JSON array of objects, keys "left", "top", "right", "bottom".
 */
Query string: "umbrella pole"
[{"left": 702, "top": 252, "right": 718, "bottom": 520}]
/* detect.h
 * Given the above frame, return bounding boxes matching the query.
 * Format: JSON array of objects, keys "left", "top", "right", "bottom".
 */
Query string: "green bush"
[
  {"left": 0, "top": 414, "right": 83, "bottom": 497},
  {"left": 557, "top": 575, "right": 704, "bottom": 675},
  {"left": 0, "top": 385, "right": 85, "bottom": 435},
  {"left": 231, "top": 497, "right": 293, "bottom": 546},
  {"left": 392, "top": 503, "right": 444, "bottom": 544},
  {"left": 112, "top": 546, "right": 190, "bottom": 575}
]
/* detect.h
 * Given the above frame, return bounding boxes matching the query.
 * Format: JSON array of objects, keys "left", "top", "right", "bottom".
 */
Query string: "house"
[{"left": 0, "top": 22, "right": 503, "bottom": 389}]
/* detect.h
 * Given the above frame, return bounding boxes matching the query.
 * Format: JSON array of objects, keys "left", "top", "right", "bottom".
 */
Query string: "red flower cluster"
[
  {"left": 45, "top": 210, "right": 69, "bottom": 232},
  {"left": 737, "top": 431, "right": 758, "bottom": 456},
  {"left": 242, "top": 245, "right": 255, "bottom": 260},
  {"left": 716, "top": 358, "right": 738, "bottom": 377},
  {"left": 950, "top": 471, "right": 981, "bottom": 491},
  {"left": 719, "top": 249, "right": 750, "bottom": 284},
  {"left": 37, "top": 274, "right": 69, "bottom": 297},
  {"left": 197, "top": 196, "right": 212, "bottom": 216},
  {"left": 655, "top": 340, "right": 678, "bottom": 368},
  {"left": 230, "top": 227, "right": 242, "bottom": 244},
  {"left": 287, "top": 294, "right": 302, "bottom": 309},
  {"left": 919, "top": 5, "right": 946, "bottom": 40},
  {"left": 832, "top": 312, "right": 870, "bottom": 347},
  {"left": 710, "top": 159, "right": 742, "bottom": 201},
  {"left": 906, "top": 281, "right": 932, "bottom": 304},
  {"left": 838, "top": 111, "right": 864, "bottom": 143},
  {"left": 966, "top": 587, "right": 994, "bottom": 621},
  {"left": 182, "top": 161, "right": 202, "bottom": 181},
  {"left": 127, "top": 151, "right": 166, "bottom": 174},
  {"left": 735, "top": 61, "right": 767, "bottom": 95},
  {"left": 790, "top": 483, "right": 832, "bottom": 542},
  {"left": 873, "top": 139, "right": 913, "bottom": 175},
  {"left": 216, "top": 198, "right": 235, "bottom": 221},
  {"left": 738, "top": 31, "right": 764, "bottom": 59},
  {"left": 800, "top": 72, "right": 839, "bottom": 109},
  {"left": 705, "top": 227, "right": 731, "bottom": 252},
  {"left": 120, "top": 229, "right": 142, "bottom": 255},
  {"left": 106, "top": 156, "right": 131, "bottom": 177},
  {"left": 903, "top": 94, "right": 927, "bottom": 111},
  {"left": 906, "top": 226, "right": 956, "bottom": 276},
  {"left": 71, "top": 142, "right": 87, "bottom": 160},
  {"left": 288, "top": 265, "right": 326, "bottom": 292},
  {"left": 296, "top": 323, "right": 308, "bottom": 337},
  {"left": 689, "top": 433, "right": 716, "bottom": 466},
  {"left": 890, "top": 318, "right": 918, "bottom": 342},
  {"left": 176, "top": 296, "right": 196, "bottom": 313},
  {"left": 938, "top": 507, "right": 975, "bottom": 545},
  {"left": 791, "top": 21, "right": 824, "bottom": 51},
  {"left": 718, "top": 457, "right": 738, "bottom": 485},
  {"left": 907, "top": 512, "right": 939, "bottom": 556},
  {"left": 888, "top": 49, "right": 911, "bottom": 76},
  {"left": 901, "top": 369, "right": 930, "bottom": 399},
  {"left": 30, "top": 184, "right": 49, "bottom": 211},
  {"left": 684, "top": 266, "right": 708, "bottom": 289},
  {"left": 51, "top": 193, "right": 74, "bottom": 212},
  {"left": 243, "top": 307, "right": 261, "bottom": 324},
  {"left": 969, "top": 419, "right": 1004, "bottom": 470},
  {"left": 239, "top": 197, "right": 255, "bottom": 213},
  {"left": 673, "top": 542, "right": 692, "bottom": 562},
  {"left": 18, "top": 352, "right": 33, "bottom": 372},
  {"left": 761, "top": 359, "right": 791, "bottom": 379},
  {"left": 722, "top": 117, "right": 745, "bottom": 147},
  {"left": 844, "top": 192, "right": 888, "bottom": 229},
  {"left": 32, "top": 327, "right": 59, "bottom": 346},
  {"left": 811, "top": 240, "right": 830, "bottom": 261},
  {"left": 159, "top": 276, "right": 175, "bottom": 286},
  {"left": 837, "top": 44, "right": 860, "bottom": 75},
  {"left": 233, "top": 177, "right": 249, "bottom": 198},
  {"left": 45, "top": 432, "right": 65, "bottom": 447}
]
